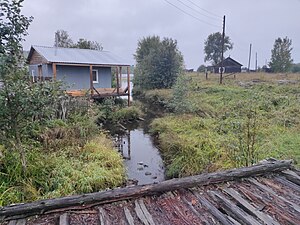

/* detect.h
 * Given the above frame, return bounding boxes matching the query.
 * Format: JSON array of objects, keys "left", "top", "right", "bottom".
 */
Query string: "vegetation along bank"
[{"left": 144, "top": 73, "right": 300, "bottom": 178}]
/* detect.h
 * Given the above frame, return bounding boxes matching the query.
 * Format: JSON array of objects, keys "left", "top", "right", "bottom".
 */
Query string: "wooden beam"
[
  {"left": 127, "top": 66, "right": 130, "bottom": 106},
  {"left": 116, "top": 67, "right": 120, "bottom": 95},
  {"left": 0, "top": 160, "right": 292, "bottom": 220},
  {"left": 209, "top": 191, "right": 261, "bottom": 225},
  {"left": 52, "top": 63, "right": 57, "bottom": 80},
  {"left": 90, "top": 65, "right": 94, "bottom": 96},
  {"left": 54, "top": 63, "right": 131, "bottom": 68}
]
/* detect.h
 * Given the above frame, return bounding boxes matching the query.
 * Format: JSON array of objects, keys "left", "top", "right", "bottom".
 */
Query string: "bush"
[{"left": 97, "top": 98, "right": 143, "bottom": 124}]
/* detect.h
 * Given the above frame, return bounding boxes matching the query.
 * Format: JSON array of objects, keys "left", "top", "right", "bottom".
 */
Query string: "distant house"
[
  {"left": 27, "top": 46, "right": 131, "bottom": 104},
  {"left": 210, "top": 57, "right": 242, "bottom": 73}
]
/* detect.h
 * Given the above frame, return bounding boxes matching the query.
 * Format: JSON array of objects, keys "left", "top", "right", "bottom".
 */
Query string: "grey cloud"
[{"left": 22, "top": 0, "right": 300, "bottom": 69}]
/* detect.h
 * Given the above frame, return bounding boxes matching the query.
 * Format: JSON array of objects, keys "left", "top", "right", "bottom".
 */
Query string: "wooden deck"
[
  {"left": 66, "top": 88, "right": 129, "bottom": 98},
  {"left": 1, "top": 160, "right": 300, "bottom": 224}
]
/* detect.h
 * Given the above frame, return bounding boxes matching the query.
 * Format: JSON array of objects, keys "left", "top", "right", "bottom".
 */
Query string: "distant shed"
[{"left": 211, "top": 56, "right": 243, "bottom": 73}]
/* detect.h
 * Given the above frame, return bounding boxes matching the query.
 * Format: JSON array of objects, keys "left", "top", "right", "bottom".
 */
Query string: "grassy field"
[{"left": 149, "top": 72, "right": 300, "bottom": 178}]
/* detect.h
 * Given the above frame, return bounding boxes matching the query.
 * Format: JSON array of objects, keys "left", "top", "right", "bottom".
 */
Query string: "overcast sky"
[{"left": 21, "top": 0, "right": 300, "bottom": 69}]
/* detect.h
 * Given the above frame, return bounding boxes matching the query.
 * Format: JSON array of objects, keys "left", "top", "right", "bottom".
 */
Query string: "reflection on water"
[{"left": 115, "top": 128, "right": 165, "bottom": 185}]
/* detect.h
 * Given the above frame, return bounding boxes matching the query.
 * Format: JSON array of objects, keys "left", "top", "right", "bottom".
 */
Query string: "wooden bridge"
[{"left": 1, "top": 160, "right": 300, "bottom": 224}]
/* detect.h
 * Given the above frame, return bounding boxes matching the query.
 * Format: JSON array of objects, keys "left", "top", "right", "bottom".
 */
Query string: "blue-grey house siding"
[
  {"left": 27, "top": 46, "right": 131, "bottom": 93},
  {"left": 50, "top": 65, "right": 111, "bottom": 90}
]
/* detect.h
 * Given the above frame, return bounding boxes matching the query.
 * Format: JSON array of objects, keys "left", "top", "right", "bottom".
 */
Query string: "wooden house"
[
  {"left": 27, "top": 46, "right": 131, "bottom": 105},
  {"left": 211, "top": 56, "right": 242, "bottom": 73}
]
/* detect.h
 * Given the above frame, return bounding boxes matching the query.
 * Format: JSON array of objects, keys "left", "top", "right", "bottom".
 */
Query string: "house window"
[{"left": 92, "top": 70, "right": 98, "bottom": 83}]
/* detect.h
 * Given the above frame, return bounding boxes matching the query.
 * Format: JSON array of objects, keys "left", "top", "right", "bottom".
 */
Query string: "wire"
[
  {"left": 175, "top": 0, "right": 220, "bottom": 21},
  {"left": 186, "top": 0, "right": 221, "bottom": 18},
  {"left": 164, "top": 0, "right": 221, "bottom": 28}
]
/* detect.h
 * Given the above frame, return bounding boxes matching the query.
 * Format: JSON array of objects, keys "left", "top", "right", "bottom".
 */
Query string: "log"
[{"left": 0, "top": 160, "right": 292, "bottom": 220}]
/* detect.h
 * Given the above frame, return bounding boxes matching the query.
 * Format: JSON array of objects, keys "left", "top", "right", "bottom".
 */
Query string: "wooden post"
[
  {"left": 52, "top": 63, "right": 57, "bottom": 81},
  {"left": 90, "top": 65, "right": 94, "bottom": 96},
  {"left": 119, "top": 66, "right": 122, "bottom": 88},
  {"left": 119, "top": 66, "right": 122, "bottom": 95},
  {"left": 116, "top": 66, "right": 120, "bottom": 95},
  {"left": 220, "top": 15, "right": 225, "bottom": 84},
  {"left": 127, "top": 66, "right": 130, "bottom": 106}
]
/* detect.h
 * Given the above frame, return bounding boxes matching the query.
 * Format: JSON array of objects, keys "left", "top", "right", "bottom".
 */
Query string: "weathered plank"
[
  {"left": 248, "top": 178, "right": 300, "bottom": 213},
  {"left": 134, "top": 199, "right": 155, "bottom": 225},
  {"left": 8, "top": 219, "right": 26, "bottom": 225},
  {"left": 191, "top": 191, "right": 233, "bottom": 225},
  {"left": 209, "top": 190, "right": 261, "bottom": 225},
  {"left": 59, "top": 213, "right": 69, "bottom": 225},
  {"left": 98, "top": 207, "right": 110, "bottom": 225},
  {"left": 224, "top": 188, "right": 280, "bottom": 225},
  {"left": 0, "top": 160, "right": 292, "bottom": 220},
  {"left": 273, "top": 176, "right": 300, "bottom": 193},
  {"left": 281, "top": 170, "right": 300, "bottom": 186},
  {"left": 124, "top": 207, "right": 135, "bottom": 225}
]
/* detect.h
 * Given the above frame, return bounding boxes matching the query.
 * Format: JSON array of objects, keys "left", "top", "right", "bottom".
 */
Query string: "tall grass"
[
  {"left": 0, "top": 134, "right": 125, "bottom": 206},
  {"left": 150, "top": 72, "right": 300, "bottom": 177}
]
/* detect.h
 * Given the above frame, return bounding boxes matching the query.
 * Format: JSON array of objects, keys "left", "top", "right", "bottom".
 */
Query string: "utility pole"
[
  {"left": 220, "top": 15, "right": 225, "bottom": 84},
  {"left": 247, "top": 43, "right": 252, "bottom": 72},
  {"left": 255, "top": 52, "right": 258, "bottom": 71}
]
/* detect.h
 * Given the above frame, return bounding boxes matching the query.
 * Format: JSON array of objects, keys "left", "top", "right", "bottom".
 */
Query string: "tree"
[
  {"left": 54, "top": 30, "right": 103, "bottom": 50},
  {"left": 0, "top": 0, "right": 64, "bottom": 172},
  {"left": 197, "top": 64, "right": 206, "bottom": 73},
  {"left": 54, "top": 30, "right": 73, "bottom": 48},
  {"left": 134, "top": 36, "right": 184, "bottom": 90},
  {"left": 204, "top": 32, "right": 233, "bottom": 65},
  {"left": 74, "top": 38, "right": 103, "bottom": 50},
  {"left": 269, "top": 37, "right": 293, "bottom": 73}
]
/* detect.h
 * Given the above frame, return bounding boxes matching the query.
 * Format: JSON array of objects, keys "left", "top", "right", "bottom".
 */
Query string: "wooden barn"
[
  {"left": 211, "top": 56, "right": 243, "bottom": 73},
  {"left": 27, "top": 46, "right": 131, "bottom": 105}
]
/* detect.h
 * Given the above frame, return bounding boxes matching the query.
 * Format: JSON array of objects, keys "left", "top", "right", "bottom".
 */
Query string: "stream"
[
  {"left": 113, "top": 124, "right": 165, "bottom": 185},
  {"left": 107, "top": 75, "right": 166, "bottom": 185}
]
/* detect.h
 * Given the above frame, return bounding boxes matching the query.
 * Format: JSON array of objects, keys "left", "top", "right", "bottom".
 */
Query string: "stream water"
[
  {"left": 106, "top": 76, "right": 166, "bottom": 185},
  {"left": 114, "top": 125, "right": 165, "bottom": 185}
]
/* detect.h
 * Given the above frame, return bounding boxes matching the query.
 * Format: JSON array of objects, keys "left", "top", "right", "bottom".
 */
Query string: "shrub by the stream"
[{"left": 97, "top": 98, "right": 143, "bottom": 124}]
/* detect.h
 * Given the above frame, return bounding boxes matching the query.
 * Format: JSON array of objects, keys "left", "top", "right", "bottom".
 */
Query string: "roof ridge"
[{"left": 32, "top": 45, "right": 110, "bottom": 53}]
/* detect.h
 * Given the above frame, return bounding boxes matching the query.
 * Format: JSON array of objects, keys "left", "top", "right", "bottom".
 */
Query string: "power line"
[
  {"left": 164, "top": 0, "right": 221, "bottom": 28},
  {"left": 175, "top": 0, "right": 220, "bottom": 21},
  {"left": 185, "top": 0, "right": 221, "bottom": 19}
]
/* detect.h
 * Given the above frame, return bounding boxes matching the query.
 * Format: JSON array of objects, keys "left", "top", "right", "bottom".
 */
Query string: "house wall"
[
  {"left": 47, "top": 65, "right": 112, "bottom": 90},
  {"left": 28, "top": 64, "right": 50, "bottom": 79}
]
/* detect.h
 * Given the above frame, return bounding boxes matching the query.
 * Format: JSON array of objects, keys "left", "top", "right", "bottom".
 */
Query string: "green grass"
[
  {"left": 0, "top": 134, "right": 125, "bottom": 206},
  {"left": 150, "top": 72, "right": 300, "bottom": 178}
]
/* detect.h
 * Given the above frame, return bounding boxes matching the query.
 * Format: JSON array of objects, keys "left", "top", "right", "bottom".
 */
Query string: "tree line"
[
  {"left": 54, "top": 29, "right": 103, "bottom": 50},
  {"left": 200, "top": 32, "right": 294, "bottom": 73}
]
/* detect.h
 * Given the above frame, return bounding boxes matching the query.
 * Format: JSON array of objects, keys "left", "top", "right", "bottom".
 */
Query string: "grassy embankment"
[
  {"left": 0, "top": 100, "right": 143, "bottom": 206},
  {"left": 147, "top": 72, "right": 300, "bottom": 178}
]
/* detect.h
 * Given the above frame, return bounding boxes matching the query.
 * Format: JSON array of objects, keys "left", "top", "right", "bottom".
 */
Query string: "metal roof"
[{"left": 29, "top": 45, "right": 131, "bottom": 66}]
